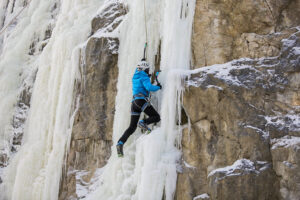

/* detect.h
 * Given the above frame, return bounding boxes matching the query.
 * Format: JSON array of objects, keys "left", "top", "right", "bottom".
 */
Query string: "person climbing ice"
[{"left": 116, "top": 59, "right": 162, "bottom": 157}]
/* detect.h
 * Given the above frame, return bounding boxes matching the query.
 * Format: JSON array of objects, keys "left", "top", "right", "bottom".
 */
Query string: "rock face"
[
  {"left": 176, "top": 29, "right": 300, "bottom": 200},
  {"left": 192, "top": 0, "right": 300, "bottom": 68},
  {"left": 58, "top": 2, "right": 126, "bottom": 199},
  {"left": 208, "top": 159, "right": 277, "bottom": 200},
  {"left": 59, "top": 37, "right": 119, "bottom": 200},
  {"left": 271, "top": 136, "right": 300, "bottom": 200},
  {"left": 56, "top": 0, "right": 300, "bottom": 199},
  {"left": 175, "top": 1, "right": 300, "bottom": 199}
]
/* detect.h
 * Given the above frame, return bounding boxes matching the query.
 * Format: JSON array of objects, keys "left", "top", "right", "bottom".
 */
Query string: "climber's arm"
[{"left": 142, "top": 77, "right": 161, "bottom": 92}]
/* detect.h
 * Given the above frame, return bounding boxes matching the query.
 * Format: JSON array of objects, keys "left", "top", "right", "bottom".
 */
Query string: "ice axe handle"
[
  {"left": 155, "top": 70, "right": 161, "bottom": 84},
  {"left": 143, "top": 43, "right": 148, "bottom": 60}
]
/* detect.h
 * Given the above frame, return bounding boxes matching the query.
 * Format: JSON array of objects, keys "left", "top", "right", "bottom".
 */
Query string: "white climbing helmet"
[{"left": 137, "top": 60, "right": 150, "bottom": 71}]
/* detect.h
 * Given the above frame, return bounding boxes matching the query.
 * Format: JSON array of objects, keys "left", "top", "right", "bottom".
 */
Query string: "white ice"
[
  {"left": 84, "top": 0, "right": 195, "bottom": 200},
  {"left": 1, "top": 0, "right": 105, "bottom": 199},
  {"left": 0, "top": 0, "right": 197, "bottom": 199}
]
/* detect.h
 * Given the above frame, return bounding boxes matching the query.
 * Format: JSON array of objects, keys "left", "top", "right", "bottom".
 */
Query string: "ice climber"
[{"left": 116, "top": 59, "right": 162, "bottom": 157}]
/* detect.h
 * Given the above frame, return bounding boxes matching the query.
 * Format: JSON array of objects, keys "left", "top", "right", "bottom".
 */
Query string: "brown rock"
[
  {"left": 176, "top": 30, "right": 300, "bottom": 199},
  {"left": 91, "top": 2, "right": 127, "bottom": 34},
  {"left": 59, "top": 36, "right": 119, "bottom": 200},
  {"left": 192, "top": 0, "right": 300, "bottom": 68},
  {"left": 271, "top": 136, "right": 300, "bottom": 200},
  {"left": 208, "top": 159, "right": 279, "bottom": 200}
]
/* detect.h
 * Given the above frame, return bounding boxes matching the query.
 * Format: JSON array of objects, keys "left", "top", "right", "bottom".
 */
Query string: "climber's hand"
[{"left": 157, "top": 83, "right": 162, "bottom": 90}]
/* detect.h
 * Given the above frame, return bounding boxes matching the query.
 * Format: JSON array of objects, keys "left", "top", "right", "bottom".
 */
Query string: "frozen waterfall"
[
  {"left": 84, "top": 0, "right": 195, "bottom": 200},
  {"left": 0, "top": 0, "right": 104, "bottom": 199},
  {"left": 0, "top": 0, "right": 195, "bottom": 199}
]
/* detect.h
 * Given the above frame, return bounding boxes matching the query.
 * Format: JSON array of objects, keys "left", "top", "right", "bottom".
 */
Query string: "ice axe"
[
  {"left": 143, "top": 43, "right": 147, "bottom": 60},
  {"left": 155, "top": 70, "right": 162, "bottom": 88}
]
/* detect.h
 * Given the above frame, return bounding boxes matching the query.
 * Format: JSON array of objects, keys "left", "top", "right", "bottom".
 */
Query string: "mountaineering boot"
[
  {"left": 116, "top": 142, "right": 124, "bottom": 157},
  {"left": 138, "top": 120, "right": 151, "bottom": 134}
]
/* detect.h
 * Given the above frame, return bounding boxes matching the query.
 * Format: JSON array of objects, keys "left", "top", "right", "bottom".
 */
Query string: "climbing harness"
[
  {"left": 133, "top": 93, "right": 150, "bottom": 102},
  {"left": 131, "top": 98, "right": 150, "bottom": 116},
  {"left": 142, "top": 0, "right": 148, "bottom": 60},
  {"left": 0, "top": 0, "right": 33, "bottom": 36}
]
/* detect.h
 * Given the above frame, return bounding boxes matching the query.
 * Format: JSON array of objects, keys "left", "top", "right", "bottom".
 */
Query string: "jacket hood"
[{"left": 133, "top": 69, "right": 149, "bottom": 79}]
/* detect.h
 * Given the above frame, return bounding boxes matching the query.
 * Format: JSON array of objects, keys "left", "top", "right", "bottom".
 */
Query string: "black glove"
[{"left": 157, "top": 83, "right": 162, "bottom": 89}]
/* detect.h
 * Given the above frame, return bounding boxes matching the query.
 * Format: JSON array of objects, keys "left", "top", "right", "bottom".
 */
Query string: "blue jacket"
[{"left": 132, "top": 69, "right": 160, "bottom": 99}]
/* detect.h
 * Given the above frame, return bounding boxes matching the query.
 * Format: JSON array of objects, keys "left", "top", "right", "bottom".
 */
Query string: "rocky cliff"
[
  {"left": 192, "top": 0, "right": 300, "bottom": 68},
  {"left": 177, "top": 29, "right": 300, "bottom": 199},
  {"left": 52, "top": 0, "right": 299, "bottom": 199},
  {"left": 176, "top": 0, "right": 300, "bottom": 199}
]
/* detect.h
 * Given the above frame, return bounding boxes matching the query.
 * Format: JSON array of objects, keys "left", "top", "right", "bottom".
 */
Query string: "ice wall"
[
  {"left": 0, "top": 0, "right": 53, "bottom": 166},
  {"left": 0, "top": 0, "right": 59, "bottom": 183},
  {"left": 0, "top": 0, "right": 104, "bottom": 199},
  {"left": 0, "top": 0, "right": 195, "bottom": 199},
  {"left": 85, "top": 0, "right": 195, "bottom": 199}
]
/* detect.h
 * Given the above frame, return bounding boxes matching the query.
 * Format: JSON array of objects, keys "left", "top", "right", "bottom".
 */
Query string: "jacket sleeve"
[{"left": 141, "top": 77, "right": 160, "bottom": 92}]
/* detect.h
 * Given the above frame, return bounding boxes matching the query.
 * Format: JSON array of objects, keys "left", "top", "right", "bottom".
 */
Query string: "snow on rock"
[
  {"left": 193, "top": 193, "right": 210, "bottom": 200},
  {"left": 186, "top": 27, "right": 300, "bottom": 92},
  {"left": 184, "top": 161, "right": 196, "bottom": 169},
  {"left": 91, "top": 1, "right": 126, "bottom": 39},
  {"left": 271, "top": 136, "right": 300, "bottom": 150},
  {"left": 265, "top": 113, "right": 300, "bottom": 134},
  {"left": 208, "top": 159, "right": 272, "bottom": 181},
  {"left": 186, "top": 60, "right": 261, "bottom": 89},
  {"left": 242, "top": 124, "right": 269, "bottom": 141},
  {"left": 207, "top": 159, "right": 276, "bottom": 199},
  {"left": 208, "top": 159, "right": 257, "bottom": 178}
]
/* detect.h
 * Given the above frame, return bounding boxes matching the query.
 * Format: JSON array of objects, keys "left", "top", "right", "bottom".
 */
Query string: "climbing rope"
[
  {"left": 0, "top": 0, "right": 32, "bottom": 36},
  {"left": 143, "top": 0, "right": 148, "bottom": 60}
]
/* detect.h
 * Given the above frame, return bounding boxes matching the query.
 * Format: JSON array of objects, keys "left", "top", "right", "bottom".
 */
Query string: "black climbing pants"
[{"left": 118, "top": 99, "right": 160, "bottom": 144}]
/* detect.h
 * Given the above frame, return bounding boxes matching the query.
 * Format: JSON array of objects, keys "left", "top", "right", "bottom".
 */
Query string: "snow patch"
[
  {"left": 282, "top": 161, "right": 296, "bottom": 169},
  {"left": 208, "top": 159, "right": 257, "bottom": 178},
  {"left": 185, "top": 60, "right": 261, "bottom": 88},
  {"left": 184, "top": 161, "right": 196, "bottom": 169},
  {"left": 271, "top": 136, "right": 300, "bottom": 150},
  {"left": 193, "top": 193, "right": 210, "bottom": 200},
  {"left": 265, "top": 113, "right": 300, "bottom": 132},
  {"left": 91, "top": 1, "right": 125, "bottom": 39},
  {"left": 292, "top": 47, "right": 300, "bottom": 55},
  {"left": 244, "top": 124, "right": 269, "bottom": 140}
]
